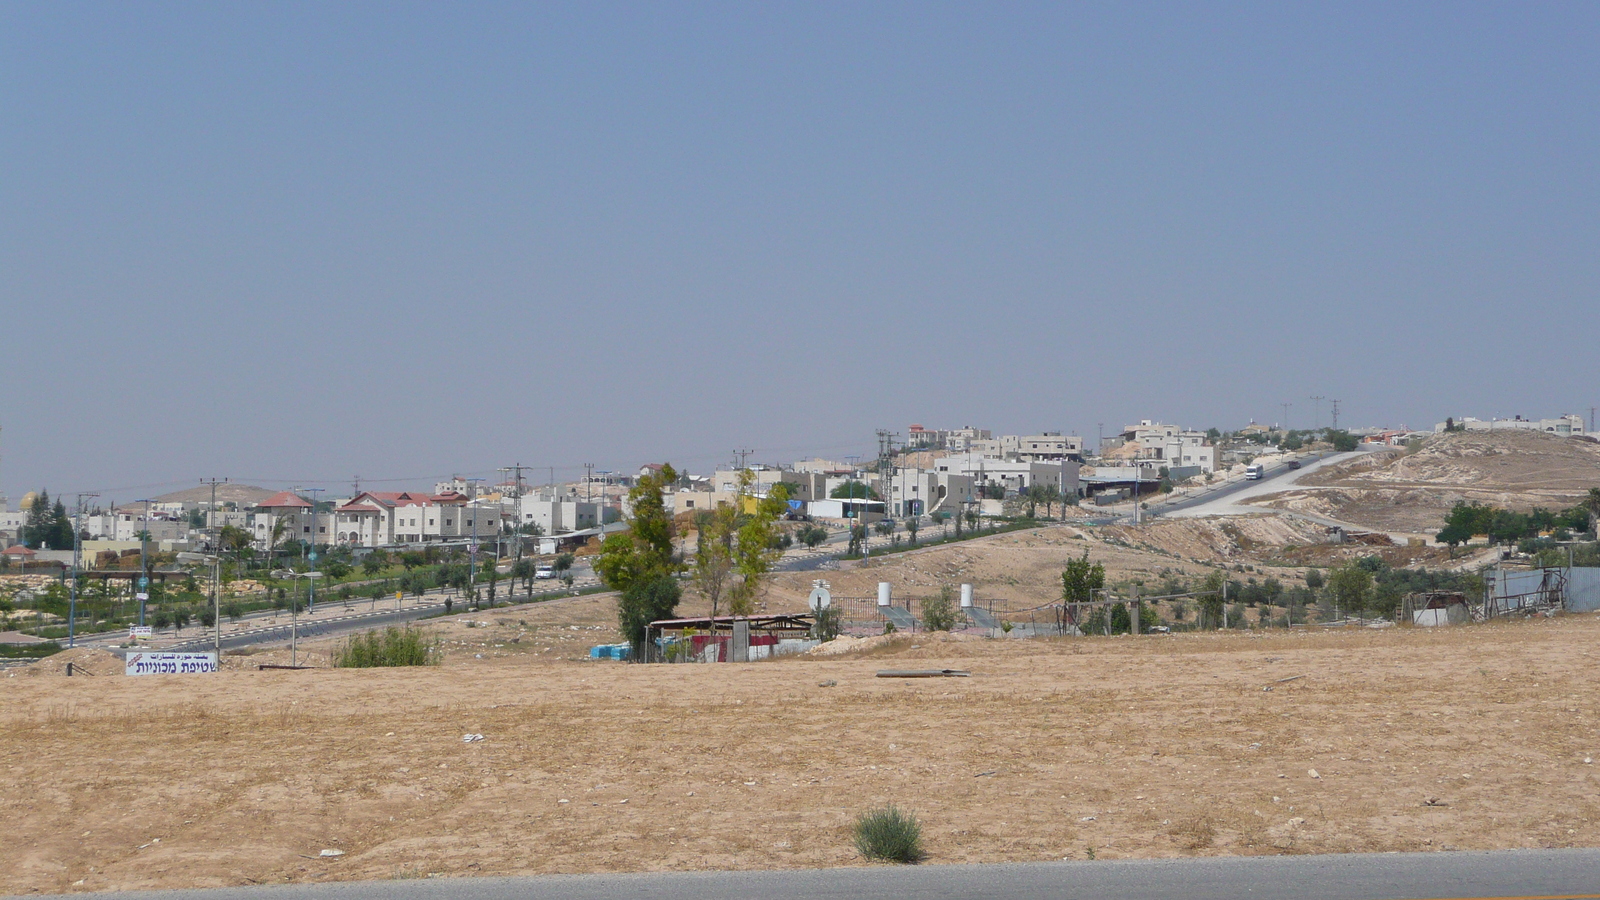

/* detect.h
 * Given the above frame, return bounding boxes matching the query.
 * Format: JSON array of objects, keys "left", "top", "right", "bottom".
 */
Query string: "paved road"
[
  {"left": 1152, "top": 450, "right": 1346, "bottom": 518},
  {"left": 25, "top": 849, "right": 1600, "bottom": 900}
]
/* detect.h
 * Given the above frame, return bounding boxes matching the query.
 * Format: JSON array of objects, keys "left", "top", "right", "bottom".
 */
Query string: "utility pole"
[
  {"left": 137, "top": 498, "right": 152, "bottom": 626},
  {"left": 201, "top": 477, "right": 227, "bottom": 551},
  {"left": 1590, "top": 407, "right": 1596, "bottom": 434},
  {"left": 734, "top": 448, "right": 754, "bottom": 470},
  {"left": 1097, "top": 423, "right": 1104, "bottom": 456},
  {"left": 353, "top": 475, "right": 361, "bottom": 496},
  {"left": 304, "top": 488, "right": 323, "bottom": 612},
  {"left": 584, "top": 463, "right": 593, "bottom": 502},
  {"left": 501, "top": 464, "right": 528, "bottom": 561},
  {"left": 1280, "top": 403, "right": 1291, "bottom": 431},
  {"left": 1309, "top": 396, "right": 1325, "bottom": 431},
  {"left": 1330, "top": 399, "right": 1341, "bottom": 431},
  {"left": 68, "top": 493, "right": 96, "bottom": 648}
]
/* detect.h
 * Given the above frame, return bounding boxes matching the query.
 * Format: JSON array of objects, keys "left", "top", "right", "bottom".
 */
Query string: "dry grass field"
[{"left": 4, "top": 612, "right": 1599, "bottom": 895}]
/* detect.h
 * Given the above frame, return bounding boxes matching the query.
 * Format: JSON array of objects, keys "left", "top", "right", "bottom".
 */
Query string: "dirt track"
[{"left": 4, "top": 614, "right": 1599, "bottom": 895}]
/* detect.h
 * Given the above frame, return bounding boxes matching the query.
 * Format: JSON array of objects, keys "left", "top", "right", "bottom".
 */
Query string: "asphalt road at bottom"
[{"left": 28, "top": 849, "right": 1600, "bottom": 900}]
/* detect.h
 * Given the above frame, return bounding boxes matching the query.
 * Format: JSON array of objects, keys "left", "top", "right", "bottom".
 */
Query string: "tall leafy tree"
[
  {"left": 1198, "top": 570, "right": 1228, "bottom": 629},
  {"left": 726, "top": 476, "right": 788, "bottom": 615},
  {"left": 692, "top": 507, "right": 736, "bottom": 617},
  {"left": 830, "top": 481, "right": 879, "bottom": 500},
  {"left": 618, "top": 575, "right": 682, "bottom": 658},
  {"left": 1061, "top": 551, "right": 1106, "bottom": 604},
  {"left": 595, "top": 464, "right": 679, "bottom": 593},
  {"left": 1328, "top": 564, "right": 1373, "bottom": 622}
]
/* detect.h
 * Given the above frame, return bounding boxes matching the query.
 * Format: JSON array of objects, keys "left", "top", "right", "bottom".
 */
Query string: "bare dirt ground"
[
  {"left": 5, "top": 612, "right": 1600, "bottom": 895},
  {"left": 1248, "top": 431, "right": 1600, "bottom": 534},
  {"left": 759, "top": 525, "right": 1280, "bottom": 620}
]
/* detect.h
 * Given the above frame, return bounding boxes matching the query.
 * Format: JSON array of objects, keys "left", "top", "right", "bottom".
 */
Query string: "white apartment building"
[
  {"left": 882, "top": 468, "right": 977, "bottom": 518},
  {"left": 1163, "top": 431, "right": 1217, "bottom": 474},
  {"left": 515, "top": 496, "right": 601, "bottom": 535},
  {"left": 109, "top": 510, "right": 190, "bottom": 543},
  {"left": 931, "top": 454, "right": 1080, "bottom": 498}
]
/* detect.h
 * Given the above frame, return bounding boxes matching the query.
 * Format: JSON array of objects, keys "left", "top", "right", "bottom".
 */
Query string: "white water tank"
[
  {"left": 960, "top": 584, "right": 973, "bottom": 608},
  {"left": 877, "top": 582, "right": 892, "bottom": 607}
]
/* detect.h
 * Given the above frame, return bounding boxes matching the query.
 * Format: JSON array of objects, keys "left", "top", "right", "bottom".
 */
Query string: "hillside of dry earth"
[{"left": 1246, "top": 431, "right": 1600, "bottom": 534}]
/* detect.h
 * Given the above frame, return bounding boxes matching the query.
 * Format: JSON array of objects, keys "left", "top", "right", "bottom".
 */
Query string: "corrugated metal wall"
[{"left": 1565, "top": 567, "right": 1600, "bottom": 612}]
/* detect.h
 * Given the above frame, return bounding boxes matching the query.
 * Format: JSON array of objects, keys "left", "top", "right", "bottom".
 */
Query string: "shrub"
[
  {"left": 921, "top": 586, "right": 958, "bottom": 632},
  {"left": 334, "top": 626, "right": 437, "bottom": 668},
  {"left": 853, "top": 804, "right": 924, "bottom": 863},
  {"left": 811, "top": 604, "right": 842, "bottom": 642}
]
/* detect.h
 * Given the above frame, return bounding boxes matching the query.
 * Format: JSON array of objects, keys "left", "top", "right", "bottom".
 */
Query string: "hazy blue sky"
[{"left": 4, "top": 2, "right": 1597, "bottom": 503}]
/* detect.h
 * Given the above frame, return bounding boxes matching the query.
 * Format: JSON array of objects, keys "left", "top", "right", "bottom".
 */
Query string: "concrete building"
[
  {"left": 1435, "top": 415, "right": 1586, "bottom": 436},
  {"left": 710, "top": 468, "right": 826, "bottom": 503},
  {"left": 882, "top": 468, "right": 978, "bottom": 518},
  {"left": 515, "top": 496, "right": 602, "bottom": 535},
  {"left": 999, "top": 432, "right": 1084, "bottom": 463},
  {"left": 931, "top": 454, "right": 1080, "bottom": 498}
]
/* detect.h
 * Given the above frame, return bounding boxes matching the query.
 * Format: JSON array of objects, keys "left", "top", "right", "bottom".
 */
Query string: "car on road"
[
  {"left": 1244, "top": 463, "right": 1265, "bottom": 480},
  {"left": 1286, "top": 460, "right": 1301, "bottom": 470},
  {"left": 535, "top": 565, "right": 555, "bottom": 579}
]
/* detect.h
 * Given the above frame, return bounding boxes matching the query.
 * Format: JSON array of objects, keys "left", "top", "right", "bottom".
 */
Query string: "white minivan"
[{"left": 1244, "top": 464, "right": 1265, "bottom": 480}]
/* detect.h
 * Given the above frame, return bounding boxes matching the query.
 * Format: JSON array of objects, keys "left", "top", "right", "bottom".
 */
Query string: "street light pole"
[
  {"left": 137, "top": 498, "right": 153, "bottom": 626},
  {"left": 467, "top": 478, "right": 484, "bottom": 610}
]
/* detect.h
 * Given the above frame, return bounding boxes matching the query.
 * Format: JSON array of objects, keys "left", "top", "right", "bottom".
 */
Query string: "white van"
[
  {"left": 1244, "top": 464, "right": 1265, "bottom": 481},
  {"left": 535, "top": 565, "right": 555, "bottom": 580}
]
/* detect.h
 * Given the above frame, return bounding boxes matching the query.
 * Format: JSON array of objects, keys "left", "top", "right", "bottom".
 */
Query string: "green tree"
[
  {"left": 1327, "top": 564, "right": 1373, "bottom": 621},
  {"left": 219, "top": 524, "right": 254, "bottom": 570},
  {"left": 1061, "top": 551, "right": 1106, "bottom": 604},
  {"left": 618, "top": 575, "right": 681, "bottom": 658},
  {"left": 921, "top": 585, "right": 958, "bottom": 632},
  {"left": 692, "top": 507, "right": 736, "bottom": 617},
  {"left": 21, "top": 491, "right": 75, "bottom": 551},
  {"left": 595, "top": 464, "right": 679, "bottom": 592},
  {"left": 830, "top": 481, "right": 880, "bottom": 501},
  {"left": 512, "top": 558, "right": 536, "bottom": 595},
  {"left": 726, "top": 476, "right": 789, "bottom": 615},
  {"left": 904, "top": 516, "right": 920, "bottom": 545},
  {"left": 1583, "top": 487, "right": 1600, "bottom": 537},
  {"left": 797, "top": 523, "right": 829, "bottom": 548},
  {"left": 1198, "top": 570, "right": 1228, "bottom": 629},
  {"left": 1326, "top": 430, "right": 1359, "bottom": 452}
]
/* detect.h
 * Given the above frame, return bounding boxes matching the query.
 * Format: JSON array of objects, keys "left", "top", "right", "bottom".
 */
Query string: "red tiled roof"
[
  {"left": 3, "top": 545, "right": 37, "bottom": 557},
  {"left": 258, "top": 491, "right": 312, "bottom": 509}
]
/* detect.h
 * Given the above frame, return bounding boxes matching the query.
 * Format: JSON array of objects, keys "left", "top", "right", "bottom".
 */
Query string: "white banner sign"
[
  {"left": 125, "top": 652, "right": 218, "bottom": 676},
  {"left": 128, "top": 626, "right": 154, "bottom": 640}
]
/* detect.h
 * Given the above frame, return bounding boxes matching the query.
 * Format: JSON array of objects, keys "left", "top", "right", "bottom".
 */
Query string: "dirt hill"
[
  {"left": 1248, "top": 431, "right": 1600, "bottom": 534},
  {"left": 151, "top": 483, "right": 279, "bottom": 507}
]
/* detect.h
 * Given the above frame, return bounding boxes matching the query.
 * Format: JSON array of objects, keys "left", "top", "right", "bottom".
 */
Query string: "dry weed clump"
[{"left": 1170, "top": 815, "right": 1216, "bottom": 850}]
